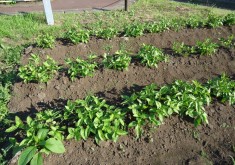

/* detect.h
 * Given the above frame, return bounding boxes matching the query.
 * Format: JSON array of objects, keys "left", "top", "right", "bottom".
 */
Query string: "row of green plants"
[
  {"left": 20, "top": 36, "right": 235, "bottom": 83},
  {"left": 5, "top": 74, "right": 235, "bottom": 165},
  {"left": 35, "top": 13, "right": 235, "bottom": 48}
]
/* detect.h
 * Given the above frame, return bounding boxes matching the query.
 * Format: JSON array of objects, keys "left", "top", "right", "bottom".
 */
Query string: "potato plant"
[
  {"left": 206, "top": 74, "right": 235, "bottom": 105},
  {"left": 223, "top": 13, "right": 235, "bottom": 26},
  {"left": 196, "top": 39, "right": 218, "bottom": 55},
  {"left": 124, "top": 22, "right": 145, "bottom": 37},
  {"left": 64, "top": 28, "right": 90, "bottom": 44},
  {"left": 64, "top": 96, "right": 127, "bottom": 143},
  {"left": 206, "top": 14, "right": 224, "bottom": 28},
  {"left": 18, "top": 54, "right": 59, "bottom": 83},
  {"left": 219, "top": 35, "right": 235, "bottom": 48},
  {"left": 6, "top": 112, "right": 65, "bottom": 165},
  {"left": 36, "top": 33, "right": 55, "bottom": 49},
  {"left": 102, "top": 50, "right": 131, "bottom": 71},
  {"left": 172, "top": 42, "right": 196, "bottom": 57},
  {"left": 96, "top": 28, "right": 119, "bottom": 40},
  {"left": 137, "top": 44, "right": 168, "bottom": 67},
  {"left": 65, "top": 54, "right": 97, "bottom": 81}
]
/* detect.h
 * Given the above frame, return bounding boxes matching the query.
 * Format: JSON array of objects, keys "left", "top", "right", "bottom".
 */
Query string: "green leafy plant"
[
  {"left": 206, "top": 74, "right": 235, "bottom": 105},
  {"left": 124, "top": 22, "right": 145, "bottom": 37},
  {"left": 0, "top": 83, "right": 11, "bottom": 122},
  {"left": 196, "top": 39, "right": 218, "bottom": 55},
  {"left": 64, "top": 28, "right": 90, "bottom": 44},
  {"left": 65, "top": 54, "right": 97, "bottom": 81},
  {"left": 64, "top": 96, "right": 127, "bottom": 143},
  {"left": 6, "top": 113, "right": 65, "bottom": 165},
  {"left": 122, "top": 84, "right": 173, "bottom": 138},
  {"left": 145, "top": 19, "right": 170, "bottom": 33},
  {"left": 137, "top": 44, "right": 168, "bottom": 67},
  {"left": 18, "top": 54, "right": 60, "bottom": 83},
  {"left": 223, "top": 13, "right": 235, "bottom": 26},
  {"left": 96, "top": 28, "right": 119, "bottom": 40},
  {"left": 0, "top": 44, "right": 22, "bottom": 65},
  {"left": 219, "top": 35, "right": 235, "bottom": 48},
  {"left": 186, "top": 16, "right": 206, "bottom": 28},
  {"left": 102, "top": 50, "right": 131, "bottom": 71},
  {"left": 206, "top": 14, "right": 223, "bottom": 28},
  {"left": 172, "top": 42, "right": 196, "bottom": 57},
  {"left": 36, "top": 33, "right": 55, "bottom": 49}
]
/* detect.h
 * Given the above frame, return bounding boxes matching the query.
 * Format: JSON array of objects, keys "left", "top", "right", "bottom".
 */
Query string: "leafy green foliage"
[
  {"left": 137, "top": 44, "right": 168, "bottom": 67},
  {"left": 145, "top": 19, "right": 170, "bottom": 33},
  {"left": 223, "top": 13, "right": 235, "bottom": 26},
  {"left": 219, "top": 35, "right": 235, "bottom": 48},
  {"left": 124, "top": 22, "right": 145, "bottom": 37},
  {"left": 0, "top": 44, "right": 22, "bottom": 66},
  {"left": 65, "top": 54, "right": 97, "bottom": 81},
  {"left": 18, "top": 54, "right": 59, "bottom": 83},
  {"left": 0, "top": 83, "right": 11, "bottom": 121},
  {"left": 196, "top": 39, "right": 219, "bottom": 55},
  {"left": 186, "top": 16, "right": 206, "bottom": 28},
  {"left": 65, "top": 96, "right": 127, "bottom": 143},
  {"left": 206, "top": 14, "right": 223, "bottom": 28},
  {"left": 102, "top": 50, "right": 131, "bottom": 71},
  {"left": 36, "top": 33, "right": 55, "bottom": 49},
  {"left": 172, "top": 42, "right": 195, "bottom": 57},
  {"left": 96, "top": 28, "right": 119, "bottom": 40},
  {"left": 64, "top": 28, "right": 90, "bottom": 44},
  {"left": 122, "top": 80, "right": 211, "bottom": 137},
  {"left": 206, "top": 74, "right": 235, "bottom": 105},
  {"left": 6, "top": 111, "right": 65, "bottom": 165}
]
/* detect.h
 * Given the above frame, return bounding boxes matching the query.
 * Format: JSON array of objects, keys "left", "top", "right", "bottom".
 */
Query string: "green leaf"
[
  {"left": 37, "top": 129, "right": 49, "bottom": 141},
  {"left": 45, "top": 138, "right": 65, "bottom": 153},
  {"left": 5, "top": 125, "right": 18, "bottom": 133},
  {"left": 98, "top": 130, "right": 106, "bottom": 141},
  {"left": 30, "top": 153, "right": 43, "bottom": 165},
  {"left": 18, "top": 146, "right": 37, "bottom": 165},
  {"left": 15, "top": 116, "right": 23, "bottom": 127}
]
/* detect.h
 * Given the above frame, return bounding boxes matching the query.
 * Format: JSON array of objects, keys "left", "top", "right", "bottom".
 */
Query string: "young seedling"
[
  {"left": 18, "top": 54, "right": 59, "bottom": 83},
  {"left": 137, "top": 44, "right": 168, "bottom": 67},
  {"left": 36, "top": 33, "right": 55, "bottom": 49},
  {"left": 65, "top": 54, "right": 97, "bottom": 81},
  {"left": 102, "top": 50, "right": 131, "bottom": 71}
]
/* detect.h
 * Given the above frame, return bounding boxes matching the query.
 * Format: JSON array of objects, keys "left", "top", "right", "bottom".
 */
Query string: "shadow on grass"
[{"left": 172, "top": 0, "right": 235, "bottom": 10}]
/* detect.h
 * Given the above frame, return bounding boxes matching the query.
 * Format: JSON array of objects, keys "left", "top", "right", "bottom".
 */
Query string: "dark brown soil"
[{"left": 8, "top": 26, "right": 235, "bottom": 164}]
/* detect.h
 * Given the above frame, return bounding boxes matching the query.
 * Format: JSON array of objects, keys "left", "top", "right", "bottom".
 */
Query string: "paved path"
[{"left": 0, "top": 0, "right": 134, "bottom": 14}]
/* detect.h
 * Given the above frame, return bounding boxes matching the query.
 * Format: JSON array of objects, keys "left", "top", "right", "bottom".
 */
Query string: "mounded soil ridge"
[{"left": 8, "top": 25, "right": 235, "bottom": 165}]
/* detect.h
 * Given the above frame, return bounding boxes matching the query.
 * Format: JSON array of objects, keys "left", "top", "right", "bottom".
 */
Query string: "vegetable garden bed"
[{"left": 2, "top": 15, "right": 235, "bottom": 165}]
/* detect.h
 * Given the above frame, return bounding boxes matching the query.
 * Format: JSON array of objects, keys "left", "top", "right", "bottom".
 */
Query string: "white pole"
[{"left": 42, "top": 0, "right": 54, "bottom": 25}]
